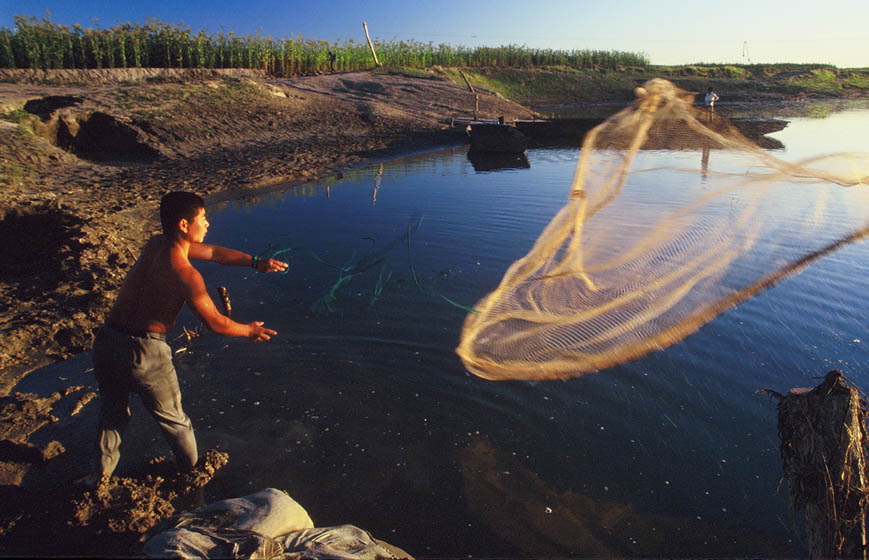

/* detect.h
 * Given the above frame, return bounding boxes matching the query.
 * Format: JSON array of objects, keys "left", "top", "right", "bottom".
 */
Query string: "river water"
[{"left": 22, "top": 101, "right": 869, "bottom": 557}]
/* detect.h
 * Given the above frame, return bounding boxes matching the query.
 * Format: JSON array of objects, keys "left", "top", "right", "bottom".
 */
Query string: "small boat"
[
  {"left": 466, "top": 123, "right": 528, "bottom": 153},
  {"left": 729, "top": 117, "right": 789, "bottom": 137}
]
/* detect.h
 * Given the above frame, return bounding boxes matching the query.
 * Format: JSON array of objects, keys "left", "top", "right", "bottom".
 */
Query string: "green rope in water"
[
  {"left": 258, "top": 214, "right": 476, "bottom": 314},
  {"left": 370, "top": 261, "right": 393, "bottom": 307},
  {"left": 406, "top": 216, "right": 478, "bottom": 314}
]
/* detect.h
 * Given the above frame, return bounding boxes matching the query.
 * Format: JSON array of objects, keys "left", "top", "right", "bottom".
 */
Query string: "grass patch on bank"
[
  {"left": 441, "top": 67, "right": 641, "bottom": 105},
  {"left": 655, "top": 65, "right": 751, "bottom": 79},
  {"left": 374, "top": 66, "right": 442, "bottom": 80},
  {"left": 1, "top": 108, "right": 35, "bottom": 125},
  {"left": 0, "top": 126, "right": 45, "bottom": 192},
  {"left": 788, "top": 68, "right": 843, "bottom": 94},
  {"left": 1, "top": 108, "right": 41, "bottom": 140},
  {"left": 439, "top": 63, "right": 869, "bottom": 107},
  {"left": 113, "top": 78, "right": 274, "bottom": 122},
  {"left": 0, "top": 158, "right": 28, "bottom": 190},
  {"left": 778, "top": 67, "right": 869, "bottom": 94},
  {"left": 843, "top": 71, "right": 869, "bottom": 89}
]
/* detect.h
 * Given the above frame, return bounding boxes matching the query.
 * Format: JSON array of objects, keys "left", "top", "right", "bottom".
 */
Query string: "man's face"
[{"left": 184, "top": 207, "right": 209, "bottom": 243}]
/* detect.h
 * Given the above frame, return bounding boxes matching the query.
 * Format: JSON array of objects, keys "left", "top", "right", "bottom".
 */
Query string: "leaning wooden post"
[
  {"left": 363, "top": 21, "right": 381, "bottom": 67},
  {"left": 459, "top": 70, "right": 478, "bottom": 120},
  {"left": 774, "top": 370, "right": 868, "bottom": 559}
]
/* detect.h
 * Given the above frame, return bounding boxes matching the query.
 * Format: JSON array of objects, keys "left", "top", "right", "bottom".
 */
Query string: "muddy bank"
[
  {"left": 1, "top": 438, "right": 231, "bottom": 557},
  {"left": 0, "top": 68, "right": 536, "bottom": 394},
  {"left": 0, "top": 67, "right": 268, "bottom": 87}
]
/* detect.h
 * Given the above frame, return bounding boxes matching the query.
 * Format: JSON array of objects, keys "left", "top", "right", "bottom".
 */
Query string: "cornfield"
[{"left": 0, "top": 15, "right": 650, "bottom": 75}]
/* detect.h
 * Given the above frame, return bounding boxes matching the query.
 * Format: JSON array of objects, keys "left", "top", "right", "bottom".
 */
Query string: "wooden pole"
[
  {"left": 363, "top": 21, "right": 381, "bottom": 67},
  {"left": 459, "top": 71, "right": 478, "bottom": 120},
  {"left": 459, "top": 70, "right": 475, "bottom": 93}
]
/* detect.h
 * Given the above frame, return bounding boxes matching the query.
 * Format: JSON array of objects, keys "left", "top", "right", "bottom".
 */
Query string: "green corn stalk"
[
  {"left": 195, "top": 31, "right": 206, "bottom": 68},
  {"left": 63, "top": 31, "right": 74, "bottom": 68},
  {"left": 0, "top": 29, "right": 15, "bottom": 68},
  {"left": 229, "top": 32, "right": 237, "bottom": 67},
  {"left": 103, "top": 30, "right": 114, "bottom": 68},
  {"left": 14, "top": 16, "right": 41, "bottom": 69},
  {"left": 1, "top": 14, "right": 652, "bottom": 73},
  {"left": 216, "top": 30, "right": 225, "bottom": 67},
  {"left": 131, "top": 26, "right": 143, "bottom": 67},
  {"left": 86, "top": 29, "right": 101, "bottom": 69},
  {"left": 114, "top": 29, "right": 126, "bottom": 68}
]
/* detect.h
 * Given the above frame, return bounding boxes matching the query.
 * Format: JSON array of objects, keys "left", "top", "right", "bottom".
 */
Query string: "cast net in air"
[{"left": 456, "top": 79, "right": 868, "bottom": 381}]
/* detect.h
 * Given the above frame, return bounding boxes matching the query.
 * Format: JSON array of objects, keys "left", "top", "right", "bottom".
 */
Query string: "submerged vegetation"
[{"left": 0, "top": 15, "right": 649, "bottom": 75}]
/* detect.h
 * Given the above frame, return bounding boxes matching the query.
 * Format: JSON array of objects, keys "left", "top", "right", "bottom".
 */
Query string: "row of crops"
[{"left": 0, "top": 16, "right": 650, "bottom": 75}]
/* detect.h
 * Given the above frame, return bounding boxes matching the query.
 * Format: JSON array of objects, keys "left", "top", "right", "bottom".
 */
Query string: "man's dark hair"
[{"left": 160, "top": 192, "right": 205, "bottom": 237}]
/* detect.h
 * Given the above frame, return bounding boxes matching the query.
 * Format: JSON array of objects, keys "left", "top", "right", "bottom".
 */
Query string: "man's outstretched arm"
[
  {"left": 188, "top": 243, "right": 288, "bottom": 273},
  {"left": 181, "top": 264, "right": 277, "bottom": 341}
]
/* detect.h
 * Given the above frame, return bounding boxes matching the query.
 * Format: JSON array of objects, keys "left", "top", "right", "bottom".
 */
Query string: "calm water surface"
[{"left": 24, "top": 104, "right": 869, "bottom": 557}]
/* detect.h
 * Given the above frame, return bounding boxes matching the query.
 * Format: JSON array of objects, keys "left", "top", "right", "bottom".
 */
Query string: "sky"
[{"left": 2, "top": 0, "right": 867, "bottom": 68}]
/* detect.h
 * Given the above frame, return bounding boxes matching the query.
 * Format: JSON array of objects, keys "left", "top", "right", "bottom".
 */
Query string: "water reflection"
[
  {"left": 460, "top": 439, "right": 792, "bottom": 556},
  {"left": 210, "top": 146, "right": 474, "bottom": 213},
  {"left": 467, "top": 150, "right": 531, "bottom": 172},
  {"left": 371, "top": 163, "right": 383, "bottom": 204}
]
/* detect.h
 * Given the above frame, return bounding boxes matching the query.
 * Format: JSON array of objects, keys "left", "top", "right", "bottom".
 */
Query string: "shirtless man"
[{"left": 87, "top": 192, "right": 287, "bottom": 484}]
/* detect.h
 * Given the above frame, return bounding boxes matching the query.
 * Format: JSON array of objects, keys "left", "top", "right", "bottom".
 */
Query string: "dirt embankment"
[{"left": 0, "top": 67, "right": 536, "bottom": 393}]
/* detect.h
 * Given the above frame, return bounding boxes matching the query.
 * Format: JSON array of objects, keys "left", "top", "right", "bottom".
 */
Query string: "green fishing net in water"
[{"left": 457, "top": 79, "right": 869, "bottom": 381}]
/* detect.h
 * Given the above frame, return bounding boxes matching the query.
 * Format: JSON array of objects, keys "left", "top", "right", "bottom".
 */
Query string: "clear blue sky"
[{"left": 2, "top": 0, "right": 867, "bottom": 68}]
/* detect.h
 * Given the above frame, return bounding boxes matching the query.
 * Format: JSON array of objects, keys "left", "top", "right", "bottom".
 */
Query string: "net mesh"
[{"left": 456, "top": 79, "right": 868, "bottom": 381}]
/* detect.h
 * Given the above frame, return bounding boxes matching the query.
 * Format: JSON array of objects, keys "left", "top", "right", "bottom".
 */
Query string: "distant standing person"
[
  {"left": 705, "top": 86, "right": 720, "bottom": 108},
  {"left": 329, "top": 50, "right": 337, "bottom": 74},
  {"left": 83, "top": 192, "right": 288, "bottom": 486}
]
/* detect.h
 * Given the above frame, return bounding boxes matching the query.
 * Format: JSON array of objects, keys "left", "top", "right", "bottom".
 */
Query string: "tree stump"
[{"left": 777, "top": 370, "right": 868, "bottom": 559}]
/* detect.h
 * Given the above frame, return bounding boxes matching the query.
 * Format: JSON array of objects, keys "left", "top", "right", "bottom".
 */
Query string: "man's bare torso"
[{"left": 107, "top": 235, "right": 191, "bottom": 334}]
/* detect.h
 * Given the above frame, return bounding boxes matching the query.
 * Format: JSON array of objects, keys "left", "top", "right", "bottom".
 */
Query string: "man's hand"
[
  {"left": 255, "top": 258, "right": 288, "bottom": 274},
  {"left": 248, "top": 321, "right": 277, "bottom": 341},
  {"left": 188, "top": 244, "right": 289, "bottom": 273}
]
